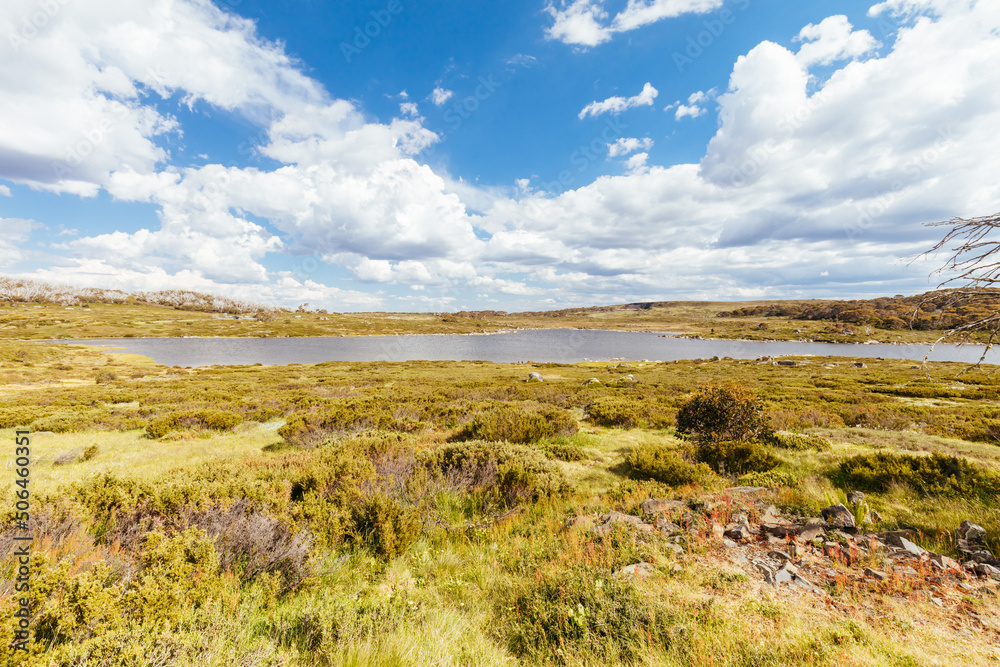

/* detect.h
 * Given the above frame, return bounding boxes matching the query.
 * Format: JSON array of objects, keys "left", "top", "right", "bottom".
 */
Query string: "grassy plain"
[{"left": 1, "top": 324, "right": 999, "bottom": 664}]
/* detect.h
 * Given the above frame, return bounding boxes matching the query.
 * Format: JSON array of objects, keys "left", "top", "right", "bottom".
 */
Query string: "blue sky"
[{"left": 1, "top": 0, "right": 999, "bottom": 311}]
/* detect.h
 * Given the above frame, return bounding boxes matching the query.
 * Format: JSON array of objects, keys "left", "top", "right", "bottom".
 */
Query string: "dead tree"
[{"left": 917, "top": 212, "right": 1000, "bottom": 368}]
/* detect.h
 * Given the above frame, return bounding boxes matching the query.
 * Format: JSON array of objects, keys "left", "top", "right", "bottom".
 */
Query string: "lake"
[{"left": 58, "top": 329, "right": 1000, "bottom": 367}]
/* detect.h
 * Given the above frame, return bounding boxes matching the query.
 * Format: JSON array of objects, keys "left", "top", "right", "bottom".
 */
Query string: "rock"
[
  {"left": 653, "top": 515, "right": 682, "bottom": 534},
  {"left": 862, "top": 510, "right": 883, "bottom": 525},
  {"left": 768, "top": 549, "right": 793, "bottom": 562},
  {"left": 845, "top": 491, "right": 865, "bottom": 505},
  {"left": 974, "top": 563, "right": 1000, "bottom": 581},
  {"left": 594, "top": 510, "right": 650, "bottom": 536},
  {"left": 821, "top": 503, "right": 856, "bottom": 529},
  {"left": 722, "top": 538, "right": 739, "bottom": 548},
  {"left": 823, "top": 542, "right": 841, "bottom": 558},
  {"left": 710, "top": 522, "right": 725, "bottom": 540},
  {"left": 583, "top": 378, "right": 602, "bottom": 386},
  {"left": 562, "top": 515, "right": 594, "bottom": 532},
  {"left": 797, "top": 525, "right": 826, "bottom": 542},
  {"left": 616, "top": 562, "right": 656, "bottom": 578},
  {"left": 929, "top": 596, "right": 943, "bottom": 608},
  {"left": 724, "top": 514, "right": 753, "bottom": 541},
  {"left": 640, "top": 498, "right": 686, "bottom": 518},
  {"left": 776, "top": 360, "right": 797, "bottom": 367},
  {"left": 887, "top": 534, "right": 927, "bottom": 559},
  {"left": 852, "top": 362, "right": 867, "bottom": 368},
  {"left": 664, "top": 543, "right": 685, "bottom": 557},
  {"left": 957, "top": 521, "right": 987, "bottom": 546},
  {"left": 527, "top": 372, "right": 544, "bottom": 382},
  {"left": 864, "top": 567, "right": 890, "bottom": 581},
  {"left": 930, "top": 553, "right": 961, "bottom": 572}
]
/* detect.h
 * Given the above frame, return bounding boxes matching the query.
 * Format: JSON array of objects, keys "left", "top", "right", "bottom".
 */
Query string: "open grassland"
[
  {"left": 1, "top": 340, "right": 999, "bottom": 665},
  {"left": 1, "top": 298, "right": 986, "bottom": 344}
]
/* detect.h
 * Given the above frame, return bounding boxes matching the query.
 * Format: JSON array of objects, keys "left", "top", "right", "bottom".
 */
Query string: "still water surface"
[{"left": 61, "top": 329, "right": 999, "bottom": 367}]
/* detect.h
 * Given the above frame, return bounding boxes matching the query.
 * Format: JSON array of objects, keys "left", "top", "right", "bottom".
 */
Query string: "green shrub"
[
  {"left": 736, "top": 469, "right": 798, "bottom": 488},
  {"left": 695, "top": 440, "right": 779, "bottom": 476},
  {"left": 95, "top": 370, "right": 117, "bottom": 385},
  {"left": 495, "top": 563, "right": 671, "bottom": 664},
  {"left": 452, "top": 402, "right": 576, "bottom": 444},
  {"left": 82, "top": 444, "right": 99, "bottom": 461},
  {"left": 144, "top": 409, "right": 243, "bottom": 439},
  {"left": 833, "top": 452, "right": 1000, "bottom": 499},
  {"left": 587, "top": 396, "right": 642, "bottom": 428},
  {"left": 544, "top": 442, "right": 588, "bottom": 462},
  {"left": 421, "top": 440, "right": 568, "bottom": 506},
  {"left": 676, "top": 382, "right": 769, "bottom": 442},
  {"left": 769, "top": 431, "right": 831, "bottom": 451},
  {"left": 348, "top": 492, "right": 422, "bottom": 559},
  {"left": 278, "top": 397, "right": 420, "bottom": 447},
  {"left": 625, "top": 444, "right": 716, "bottom": 486}
]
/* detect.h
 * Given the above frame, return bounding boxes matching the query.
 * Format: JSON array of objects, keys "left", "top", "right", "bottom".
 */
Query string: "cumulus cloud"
[
  {"left": 795, "top": 15, "right": 879, "bottom": 66},
  {"left": 400, "top": 102, "right": 419, "bottom": 117},
  {"left": 431, "top": 87, "right": 453, "bottom": 106},
  {"left": 579, "top": 82, "right": 658, "bottom": 119},
  {"left": 0, "top": 217, "right": 37, "bottom": 268},
  {"left": 484, "top": 0, "right": 1000, "bottom": 300},
  {"left": 607, "top": 137, "right": 654, "bottom": 157},
  {"left": 674, "top": 90, "right": 711, "bottom": 120},
  {"left": 546, "top": 0, "right": 723, "bottom": 47},
  {"left": 0, "top": 185, "right": 10, "bottom": 196}
]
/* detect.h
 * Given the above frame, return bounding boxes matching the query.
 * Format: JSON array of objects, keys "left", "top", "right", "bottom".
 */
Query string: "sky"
[{"left": 1, "top": 0, "right": 999, "bottom": 312}]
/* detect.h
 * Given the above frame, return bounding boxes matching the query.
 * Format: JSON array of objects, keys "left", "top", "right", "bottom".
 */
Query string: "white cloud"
[
  {"left": 400, "top": 102, "right": 419, "bottom": 117},
  {"left": 624, "top": 152, "right": 649, "bottom": 174},
  {"left": 579, "top": 82, "right": 658, "bottom": 119},
  {"left": 546, "top": 0, "right": 723, "bottom": 47},
  {"left": 0, "top": 185, "right": 10, "bottom": 196},
  {"left": 607, "top": 137, "right": 654, "bottom": 157},
  {"left": 674, "top": 90, "right": 711, "bottom": 120},
  {"left": 0, "top": 217, "right": 37, "bottom": 268},
  {"left": 795, "top": 15, "right": 879, "bottom": 67},
  {"left": 431, "top": 87, "right": 453, "bottom": 106},
  {"left": 545, "top": 1, "right": 611, "bottom": 47},
  {"left": 484, "top": 1, "right": 1000, "bottom": 300}
]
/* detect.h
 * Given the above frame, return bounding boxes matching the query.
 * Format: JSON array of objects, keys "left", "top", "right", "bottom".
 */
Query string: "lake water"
[{"left": 59, "top": 329, "right": 1000, "bottom": 367}]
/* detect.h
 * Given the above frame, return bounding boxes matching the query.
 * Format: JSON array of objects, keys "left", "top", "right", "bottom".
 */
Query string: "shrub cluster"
[
  {"left": 676, "top": 383, "right": 769, "bottom": 442},
  {"left": 421, "top": 440, "right": 568, "bottom": 506},
  {"left": 695, "top": 440, "right": 779, "bottom": 476},
  {"left": 587, "top": 396, "right": 642, "bottom": 428},
  {"left": 451, "top": 402, "right": 577, "bottom": 444},
  {"left": 144, "top": 408, "right": 243, "bottom": 438},
  {"left": 625, "top": 444, "right": 716, "bottom": 487},
  {"left": 833, "top": 451, "right": 1000, "bottom": 499}
]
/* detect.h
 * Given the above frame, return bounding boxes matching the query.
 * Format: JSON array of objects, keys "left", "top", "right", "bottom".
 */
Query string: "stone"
[
  {"left": 929, "top": 596, "right": 943, "bottom": 608},
  {"left": 640, "top": 498, "right": 686, "bottom": 517},
  {"left": 776, "top": 360, "right": 797, "bottom": 367},
  {"left": 862, "top": 510, "right": 884, "bottom": 525},
  {"left": 768, "top": 550, "right": 793, "bottom": 562},
  {"left": 852, "top": 362, "right": 867, "bottom": 368},
  {"left": 887, "top": 534, "right": 927, "bottom": 559},
  {"left": 625, "top": 374, "right": 637, "bottom": 382},
  {"left": 845, "top": 491, "right": 865, "bottom": 505},
  {"left": 722, "top": 538, "right": 739, "bottom": 548},
  {"left": 821, "top": 503, "right": 856, "bottom": 529},
  {"left": 583, "top": 378, "right": 602, "bottom": 386},
  {"left": 616, "top": 562, "right": 656, "bottom": 578},
  {"left": 665, "top": 543, "right": 685, "bottom": 557},
  {"left": 974, "top": 563, "right": 1000, "bottom": 581},
  {"left": 710, "top": 522, "right": 725, "bottom": 540},
  {"left": 823, "top": 542, "right": 841, "bottom": 558},
  {"left": 593, "top": 511, "right": 651, "bottom": 536},
  {"left": 864, "top": 567, "right": 890, "bottom": 581},
  {"left": 957, "top": 520, "right": 987, "bottom": 546},
  {"left": 797, "top": 525, "right": 826, "bottom": 542},
  {"left": 527, "top": 372, "right": 544, "bottom": 382},
  {"left": 654, "top": 515, "right": 682, "bottom": 534},
  {"left": 724, "top": 514, "right": 753, "bottom": 541},
  {"left": 930, "top": 553, "right": 961, "bottom": 572}
]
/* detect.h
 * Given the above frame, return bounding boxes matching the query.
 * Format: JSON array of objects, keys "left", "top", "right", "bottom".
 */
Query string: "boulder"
[
  {"left": 653, "top": 515, "right": 682, "bottom": 535},
  {"left": 821, "top": 503, "right": 856, "bottom": 529},
  {"left": 594, "top": 510, "right": 651, "bottom": 536},
  {"left": 775, "top": 360, "right": 797, "bottom": 367},
  {"left": 616, "top": 562, "right": 656, "bottom": 578},
  {"left": 527, "top": 372, "right": 544, "bottom": 382},
  {"left": 852, "top": 362, "right": 867, "bottom": 368},
  {"left": 864, "top": 567, "right": 890, "bottom": 581},
  {"left": 957, "top": 520, "right": 987, "bottom": 546},
  {"left": 582, "top": 378, "right": 602, "bottom": 386},
  {"left": 887, "top": 534, "right": 927, "bottom": 559},
  {"left": 724, "top": 514, "right": 753, "bottom": 541},
  {"left": 845, "top": 491, "right": 865, "bottom": 505},
  {"left": 640, "top": 498, "right": 686, "bottom": 517}
]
